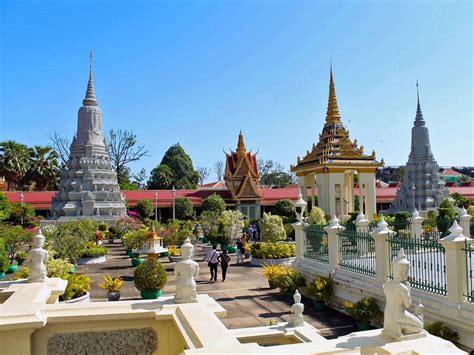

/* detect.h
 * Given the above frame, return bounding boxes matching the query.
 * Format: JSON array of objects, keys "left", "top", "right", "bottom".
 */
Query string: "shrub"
[
  {"left": 134, "top": 257, "right": 168, "bottom": 291},
  {"left": 136, "top": 199, "right": 154, "bottom": 220},
  {"left": 262, "top": 264, "right": 285, "bottom": 284},
  {"left": 201, "top": 193, "right": 226, "bottom": 214},
  {"left": 123, "top": 229, "right": 150, "bottom": 250},
  {"left": 307, "top": 207, "right": 326, "bottom": 225},
  {"left": 15, "top": 251, "right": 27, "bottom": 264},
  {"left": 98, "top": 223, "right": 109, "bottom": 232},
  {"left": 0, "top": 237, "right": 10, "bottom": 272},
  {"left": 0, "top": 192, "right": 12, "bottom": 221},
  {"left": 467, "top": 205, "right": 474, "bottom": 216},
  {"left": 343, "top": 297, "right": 382, "bottom": 324},
  {"left": 249, "top": 242, "right": 295, "bottom": 259},
  {"left": 8, "top": 202, "right": 35, "bottom": 225},
  {"left": 274, "top": 267, "right": 305, "bottom": 293},
  {"left": 99, "top": 274, "right": 123, "bottom": 292},
  {"left": 50, "top": 222, "right": 89, "bottom": 263},
  {"left": 424, "top": 321, "right": 460, "bottom": 343},
  {"left": 175, "top": 197, "right": 194, "bottom": 219},
  {"left": 116, "top": 216, "right": 142, "bottom": 237},
  {"left": 306, "top": 276, "right": 333, "bottom": 304},
  {"left": 261, "top": 213, "right": 286, "bottom": 242},
  {"left": 219, "top": 210, "right": 244, "bottom": 244},
  {"left": 0, "top": 224, "right": 34, "bottom": 263},
  {"left": 167, "top": 245, "right": 181, "bottom": 256},
  {"left": 63, "top": 274, "right": 91, "bottom": 300},
  {"left": 15, "top": 257, "right": 73, "bottom": 280},
  {"left": 273, "top": 199, "right": 294, "bottom": 218},
  {"left": 81, "top": 241, "right": 108, "bottom": 258},
  {"left": 283, "top": 223, "right": 295, "bottom": 239},
  {"left": 199, "top": 211, "right": 220, "bottom": 238}
]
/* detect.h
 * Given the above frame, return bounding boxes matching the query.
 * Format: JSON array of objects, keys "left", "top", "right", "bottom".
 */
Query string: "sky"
[{"left": 0, "top": 0, "right": 472, "bottom": 183}]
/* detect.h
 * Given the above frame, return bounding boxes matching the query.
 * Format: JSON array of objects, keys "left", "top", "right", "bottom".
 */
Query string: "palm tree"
[
  {"left": 0, "top": 141, "right": 30, "bottom": 190},
  {"left": 28, "top": 145, "right": 60, "bottom": 191}
]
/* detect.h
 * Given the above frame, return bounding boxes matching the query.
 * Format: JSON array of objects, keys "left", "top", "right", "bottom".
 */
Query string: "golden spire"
[
  {"left": 236, "top": 130, "right": 245, "bottom": 155},
  {"left": 325, "top": 65, "right": 341, "bottom": 124}
]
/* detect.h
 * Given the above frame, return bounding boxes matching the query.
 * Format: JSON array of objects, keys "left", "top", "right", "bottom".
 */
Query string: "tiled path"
[{"left": 77, "top": 240, "right": 358, "bottom": 338}]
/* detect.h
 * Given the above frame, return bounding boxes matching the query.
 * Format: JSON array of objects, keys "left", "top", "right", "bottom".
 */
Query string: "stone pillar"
[
  {"left": 370, "top": 216, "right": 395, "bottom": 283},
  {"left": 292, "top": 221, "right": 305, "bottom": 264},
  {"left": 410, "top": 209, "right": 424, "bottom": 238},
  {"left": 360, "top": 173, "right": 376, "bottom": 220},
  {"left": 459, "top": 208, "right": 472, "bottom": 238},
  {"left": 439, "top": 221, "right": 472, "bottom": 303},
  {"left": 324, "top": 216, "right": 344, "bottom": 271},
  {"left": 355, "top": 212, "right": 370, "bottom": 233}
]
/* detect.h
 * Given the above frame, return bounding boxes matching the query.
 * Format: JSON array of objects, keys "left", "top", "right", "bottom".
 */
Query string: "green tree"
[
  {"left": 148, "top": 164, "right": 173, "bottom": 189},
  {"left": 28, "top": 145, "right": 60, "bottom": 190},
  {"left": 0, "top": 224, "right": 33, "bottom": 263},
  {"left": 8, "top": 202, "right": 35, "bottom": 225},
  {"left": 0, "top": 238, "right": 10, "bottom": 273},
  {"left": 261, "top": 212, "right": 286, "bottom": 242},
  {"left": 0, "top": 192, "right": 12, "bottom": 221},
  {"left": 0, "top": 141, "right": 30, "bottom": 190},
  {"left": 258, "top": 159, "right": 296, "bottom": 188},
  {"left": 201, "top": 193, "right": 226, "bottom": 214},
  {"left": 136, "top": 199, "right": 154, "bottom": 220},
  {"left": 149, "top": 144, "right": 199, "bottom": 189},
  {"left": 175, "top": 197, "right": 193, "bottom": 219},
  {"left": 307, "top": 207, "right": 326, "bottom": 225},
  {"left": 450, "top": 192, "right": 470, "bottom": 208},
  {"left": 273, "top": 199, "right": 294, "bottom": 218}
]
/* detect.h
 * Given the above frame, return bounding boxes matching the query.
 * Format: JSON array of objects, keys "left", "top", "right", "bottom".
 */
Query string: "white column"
[
  {"left": 410, "top": 209, "right": 424, "bottom": 238},
  {"left": 292, "top": 221, "right": 305, "bottom": 264},
  {"left": 328, "top": 183, "right": 337, "bottom": 218},
  {"left": 459, "top": 208, "right": 472, "bottom": 238},
  {"left": 324, "top": 216, "right": 344, "bottom": 271},
  {"left": 370, "top": 216, "right": 395, "bottom": 283},
  {"left": 439, "top": 221, "right": 472, "bottom": 303},
  {"left": 360, "top": 173, "right": 376, "bottom": 220}
]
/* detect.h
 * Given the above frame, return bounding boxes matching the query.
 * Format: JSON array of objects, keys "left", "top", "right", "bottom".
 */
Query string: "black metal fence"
[
  {"left": 304, "top": 224, "right": 329, "bottom": 263},
  {"left": 338, "top": 229, "right": 376, "bottom": 277},
  {"left": 465, "top": 240, "right": 474, "bottom": 303}
]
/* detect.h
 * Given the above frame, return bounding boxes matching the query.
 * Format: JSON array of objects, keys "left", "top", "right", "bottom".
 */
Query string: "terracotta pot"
[
  {"left": 107, "top": 291, "right": 121, "bottom": 301},
  {"left": 140, "top": 290, "right": 162, "bottom": 299}
]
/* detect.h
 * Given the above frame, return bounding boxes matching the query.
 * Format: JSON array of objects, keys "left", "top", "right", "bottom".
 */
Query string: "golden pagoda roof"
[{"left": 291, "top": 67, "right": 382, "bottom": 173}]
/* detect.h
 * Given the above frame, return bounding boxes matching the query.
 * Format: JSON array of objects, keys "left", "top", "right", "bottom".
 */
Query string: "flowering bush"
[
  {"left": 219, "top": 210, "right": 244, "bottom": 244},
  {"left": 307, "top": 207, "right": 326, "bottom": 225},
  {"left": 261, "top": 213, "right": 286, "bottom": 242},
  {"left": 249, "top": 242, "right": 295, "bottom": 259},
  {"left": 116, "top": 216, "right": 142, "bottom": 237}
]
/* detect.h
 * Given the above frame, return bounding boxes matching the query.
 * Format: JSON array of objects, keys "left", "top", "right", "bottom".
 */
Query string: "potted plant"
[
  {"left": 306, "top": 276, "right": 332, "bottom": 310},
  {"left": 134, "top": 257, "right": 168, "bottom": 299},
  {"left": 99, "top": 274, "right": 123, "bottom": 301},
  {"left": 61, "top": 274, "right": 92, "bottom": 303},
  {"left": 343, "top": 297, "right": 382, "bottom": 330},
  {"left": 167, "top": 245, "right": 182, "bottom": 262},
  {"left": 77, "top": 241, "right": 108, "bottom": 265},
  {"left": 131, "top": 256, "right": 145, "bottom": 267},
  {"left": 15, "top": 251, "right": 27, "bottom": 266},
  {"left": 262, "top": 264, "right": 285, "bottom": 289},
  {"left": 275, "top": 267, "right": 305, "bottom": 298}
]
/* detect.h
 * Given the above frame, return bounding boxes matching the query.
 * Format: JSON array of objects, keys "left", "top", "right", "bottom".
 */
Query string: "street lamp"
[
  {"left": 154, "top": 191, "right": 158, "bottom": 222},
  {"left": 20, "top": 191, "right": 24, "bottom": 225},
  {"left": 411, "top": 184, "right": 416, "bottom": 212},
  {"left": 293, "top": 190, "right": 307, "bottom": 223},
  {"left": 172, "top": 186, "right": 176, "bottom": 220}
]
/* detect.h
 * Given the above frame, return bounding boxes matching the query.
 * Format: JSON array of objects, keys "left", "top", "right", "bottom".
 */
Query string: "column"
[
  {"left": 360, "top": 173, "right": 376, "bottom": 220},
  {"left": 324, "top": 216, "right": 344, "bottom": 271},
  {"left": 370, "top": 216, "right": 395, "bottom": 283},
  {"left": 439, "top": 220, "right": 471, "bottom": 303},
  {"left": 459, "top": 208, "right": 472, "bottom": 238},
  {"left": 410, "top": 209, "right": 424, "bottom": 238},
  {"left": 328, "top": 183, "right": 336, "bottom": 218},
  {"left": 292, "top": 221, "right": 305, "bottom": 264}
]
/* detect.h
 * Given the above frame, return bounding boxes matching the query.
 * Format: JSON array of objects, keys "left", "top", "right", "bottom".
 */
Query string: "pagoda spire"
[
  {"left": 236, "top": 130, "right": 245, "bottom": 155},
  {"left": 82, "top": 50, "right": 97, "bottom": 107},
  {"left": 325, "top": 65, "right": 342, "bottom": 124},
  {"left": 414, "top": 81, "right": 425, "bottom": 126}
]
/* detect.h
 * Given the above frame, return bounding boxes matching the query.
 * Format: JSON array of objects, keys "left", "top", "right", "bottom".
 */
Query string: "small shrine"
[
  {"left": 135, "top": 228, "right": 168, "bottom": 258},
  {"left": 291, "top": 67, "right": 383, "bottom": 219},
  {"left": 224, "top": 131, "right": 261, "bottom": 219}
]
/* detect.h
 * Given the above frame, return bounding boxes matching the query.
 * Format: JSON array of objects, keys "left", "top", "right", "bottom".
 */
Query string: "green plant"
[
  {"left": 15, "top": 251, "right": 27, "bottom": 264},
  {"left": 175, "top": 197, "right": 194, "bottom": 219},
  {"left": 0, "top": 237, "right": 10, "bottom": 273},
  {"left": 63, "top": 274, "right": 91, "bottom": 300},
  {"left": 136, "top": 199, "right": 154, "bottom": 220},
  {"left": 261, "top": 213, "right": 286, "bottom": 242},
  {"left": 262, "top": 264, "right": 285, "bottom": 285},
  {"left": 201, "top": 193, "right": 226, "bottom": 214},
  {"left": 122, "top": 229, "right": 150, "bottom": 250},
  {"left": 133, "top": 257, "right": 168, "bottom": 291},
  {"left": 98, "top": 223, "right": 109, "bottom": 232},
  {"left": 167, "top": 245, "right": 181, "bottom": 256},
  {"left": 272, "top": 199, "right": 294, "bottom": 218},
  {"left": 0, "top": 192, "right": 12, "bottom": 221},
  {"left": 275, "top": 267, "right": 305, "bottom": 293},
  {"left": 307, "top": 207, "right": 326, "bottom": 225},
  {"left": 99, "top": 274, "right": 123, "bottom": 292},
  {"left": 249, "top": 242, "right": 295, "bottom": 259},
  {"left": 8, "top": 202, "right": 35, "bottom": 225},
  {"left": 343, "top": 297, "right": 382, "bottom": 324},
  {"left": 81, "top": 241, "right": 108, "bottom": 257},
  {"left": 199, "top": 211, "right": 220, "bottom": 238},
  {"left": 0, "top": 224, "right": 33, "bottom": 263},
  {"left": 424, "top": 321, "right": 460, "bottom": 343},
  {"left": 15, "top": 255, "right": 73, "bottom": 280},
  {"left": 14, "top": 266, "right": 30, "bottom": 279},
  {"left": 306, "top": 276, "right": 333, "bottom": 303},
  {"left": 116, "top": 216, "right": 142, "bottom": 237},
  {"left": 50, "top": 222, "right": 89, "bottom": 263}
]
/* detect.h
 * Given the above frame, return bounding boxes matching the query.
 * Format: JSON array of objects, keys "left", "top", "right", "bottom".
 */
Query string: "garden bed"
[
  {"left": 77, "top": 255, "right": 107, "bottom": 265},
  {"left": 250, "top": 257, "right": 296, "bottom": 267}
]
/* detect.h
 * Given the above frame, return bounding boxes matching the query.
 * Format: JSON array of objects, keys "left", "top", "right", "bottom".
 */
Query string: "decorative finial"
[
  {"left": 414, "top": 80, "right": 424, "bottom": 126},
  {"left": 83, "top": 49, "right": 97, "bottom": 107},
  {"left": 237, "top": 130, "right": 245, "bottom": 155},
  {"left": 325, "top": 64, "right": 341, "bottom": 124}
]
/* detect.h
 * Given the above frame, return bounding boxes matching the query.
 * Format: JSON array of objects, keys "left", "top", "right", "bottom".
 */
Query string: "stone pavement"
[{"left": 77, "top": 240, "right": 358, "bottom": 338}]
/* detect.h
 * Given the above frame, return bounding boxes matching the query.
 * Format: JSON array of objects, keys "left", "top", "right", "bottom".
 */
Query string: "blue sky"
[{"left": 1, "top": 0, "right": 472, "bottom": 182}]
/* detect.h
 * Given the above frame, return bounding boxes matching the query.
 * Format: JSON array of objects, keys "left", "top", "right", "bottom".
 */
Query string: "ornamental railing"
[
  {"left": 388, "top": 234, "right": 447, "bottom": 295},
  {"left": 338, "top": 229, "right": 376, "bottom": 277},
  {"left": 304, "top": 224, "right": 329, "bottom": 263},
  {"left": 464, "top": 240, "right": 474, "bottom": 303}
]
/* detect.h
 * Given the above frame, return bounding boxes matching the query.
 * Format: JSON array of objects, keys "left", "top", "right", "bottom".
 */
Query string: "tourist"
[
  {"left": 252, "top": 223, "right": 259, "bottom": 241},
  {"left": 236, "top": 237, "right": 244, "bottom": 264},
  {"left": 217, "top": 249, "right": 231, "bottom": 282},
  {"left": 207, "top": 245, "right": 219, "bottom": 282},
  {"left": 247, "top": 225, "right": 254, "bottom": 241}
]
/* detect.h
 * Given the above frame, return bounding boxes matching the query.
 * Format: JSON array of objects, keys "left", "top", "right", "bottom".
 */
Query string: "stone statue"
[
  {"left": 383, "top": 248, "right": 424, "bottom": 339},
  {"left": 27, "top": 229, "right": 49, "bottom": 282},
  {"left": 174, "top": 238, "right": 199, "bottom": 303},
  {"left": 289, "top": 289, "right": 304, "bottom": 327}
]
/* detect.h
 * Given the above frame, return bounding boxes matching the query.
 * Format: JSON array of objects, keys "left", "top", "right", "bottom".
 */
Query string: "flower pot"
[
  {"left": 131, "top": 258, "right": 145, "bottom": 267},
  {"left": 107, "top": 291, "right": 121, "bottom": 301},
  {"left": 61, "top": 292, "right": 90, "bottom": 304},
  {"left": 0, "top": 271, "right": 5, "bottom": 279},
  {"left": 168, "top": 255, "right": 183, "bottom": 263},
  {"left": 131, "top": 252, "right": 139, "bottom": 259},
  {"left": 268, "top": 279, "right": 278, "bottom": 289},
  {"left": 68, "top": 264, "right": 77, "bottom": 274},
  {"left": 140, "top": 289, "right": 162, "bottom": 299},
  {"left": 313, "top": 301, "right": 326, "bottom": 311},
  {"left": 223, "top": 245, "right": 237, "bottom": 254},
  {"left": 356, "top": 321, "right": 370, "bottom": 331},
  {"left": 6, "top": 265, "right": 17, "bottom": 274},
  {"left": 160, "top": 252, "right": 169, "bottom": 257}
]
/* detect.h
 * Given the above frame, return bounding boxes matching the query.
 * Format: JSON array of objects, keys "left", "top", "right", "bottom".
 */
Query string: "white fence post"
[
  {"left": 439, "top": 220, "right": 471, "bottom": 303},
  {"left": 410, "top": 209, "right": 424, "bottom": 238},
  {"left": 293, "top": 221, "right": 306, "bottom": 264},
  {"left": 370, "top": 216, "right": 395, "bottom": 283},
  {"left": 459, "top": 207, "right": 472, "bottom": 238},
  {"left": 355, "top": 212, "right": 370, "bottom": 233},
  {"left": 324, "top": 215, "right": 344, "bottom": 272}
]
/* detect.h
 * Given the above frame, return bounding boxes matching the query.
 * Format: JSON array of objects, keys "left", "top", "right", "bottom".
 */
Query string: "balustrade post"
[
  {"left": 355, "top": 212, "right": 370, "bottom": 233},
  {"left": 370, "top": 216, "right": 395, "bottom": 283},
  {"left": 292, "top": 221, "right": 306, "bottom": 264},
  {"left": 410, "top": 209, "right": 424, "bottom": 238},
  {"left": 439, "top": 220, "right": 471, "bottom": 303},
  {"left": 459, "top": 208, "right": 472, "bottom": 238},
  {"left": 324, "top": 215, "right": 344, "bottom": 271}
]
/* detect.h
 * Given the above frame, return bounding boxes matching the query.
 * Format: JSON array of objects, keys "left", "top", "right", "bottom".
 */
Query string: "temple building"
[
  {"left": 387, "top": 84, "right": 448, "bottom": 213},
  {"left": 291, "top": 68, "right": 382, "bottom": 219},
  {"left": 224, "top": 132, "right": 261, "bottom": 219},
  {"left": 47, "top": 53, "right": 126, "bottom": 225}
]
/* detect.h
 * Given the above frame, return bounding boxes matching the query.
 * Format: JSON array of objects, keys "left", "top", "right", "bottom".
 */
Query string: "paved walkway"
[{"left": 76, "top": 240, "right": 358, "bottom": 338}]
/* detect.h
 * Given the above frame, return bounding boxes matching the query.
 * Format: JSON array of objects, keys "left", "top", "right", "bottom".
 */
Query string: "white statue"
[
  {"left": 27, "top": 229, "right": 49, "bottom": 283},
  {"left": 174, "top": 238, "right": 199, "bottom": 303},
  {"left": 289, "top": 289, "right": 304, "bottom": 327},
  {"left": 383, "top": 248, "right": 424, "bottom": 339}
]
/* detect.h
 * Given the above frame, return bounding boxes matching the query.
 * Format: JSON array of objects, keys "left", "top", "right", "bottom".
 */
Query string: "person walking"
[
  {"left": 217, "top": 249, "right": 231, "bottom": 282},
  {"left": 236, "top": 237, "right": 244, "bottom": 264},
  {"left": 207, "top": 245, "right": 219, "bottom": 282}
]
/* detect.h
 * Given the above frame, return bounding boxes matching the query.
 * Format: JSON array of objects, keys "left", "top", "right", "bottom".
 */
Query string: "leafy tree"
[
  {"left": 174, "top": 197, "right": 193, "bottom": 219},
  {"left": 0, "top": 192, "right": 12, "bottom": 221},
  {"left": 107, "top": 129, "right": 149, "bottom": 184},
  {"left": 214, "top": 161, "right": 224, "bottom": 182},
  {"left": 148, "top": 164, "right": 173, "bottom": 189},
  {"left": 136, "top": 199, "right": 154, "bottom": 220},
  {"left": 201, "top": 193, "right": 226, "bottom": 214},
  {"left": 8, "top": 202, "right": 35, "bottom": 225},
  {"left": 273, "top": 199, "right": 294, "bottom": 218},
  {"left": 219, "top": 210, "right": 244, "bottom": 245},
  {"left": 50, "top": 222, "right": 90, "bottom": 263},
  {"left": 197, "top": 166, "right": 211, "bottom": 185},
  {"left": 199, "top": 211, "right": 220, "bottom": 238},
  {"left": 391, "top": 166, "right": 405, "bottom": 182},
  {"left": 258, "top": 159, "right": 296, "bottom": 187},
  {"left": 0, "top": 141, "right": 30, "bottom": 190},
  {"left": 307, "top": 207, "right": 326, "bottom": 225},
  {"left": 28, "top": 145, "right": 60, "bottom": 190},
  {"left": 261, "top": 212, "right": 286, "bottom": 242},
  {"left": 0, "top": 224, "right": 33, "bottom": 263},
  {"left": 450, "top": 192, "right": 470, "bottom": 208}
]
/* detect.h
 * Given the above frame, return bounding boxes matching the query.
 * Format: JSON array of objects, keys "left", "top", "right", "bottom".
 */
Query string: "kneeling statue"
[{"left": 174, "top": 238, "right": 199, "bottom": 303}]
